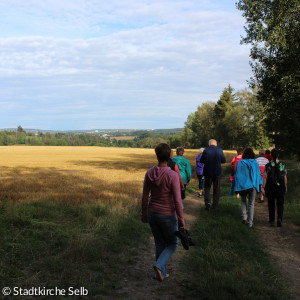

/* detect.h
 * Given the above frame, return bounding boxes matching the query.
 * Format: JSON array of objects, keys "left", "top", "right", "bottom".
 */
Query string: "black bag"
[{"left": 266, "top": 163, "right": 285, "bottom": 196}]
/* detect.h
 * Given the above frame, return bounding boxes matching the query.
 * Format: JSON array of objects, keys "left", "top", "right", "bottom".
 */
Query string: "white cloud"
[{"left": 0, "top": 0, "right": 251, "bottom": 129}]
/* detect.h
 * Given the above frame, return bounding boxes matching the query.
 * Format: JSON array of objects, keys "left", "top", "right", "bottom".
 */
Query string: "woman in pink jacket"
[{"left": 141, "top": 143, "right": 185, "bottom": 282}]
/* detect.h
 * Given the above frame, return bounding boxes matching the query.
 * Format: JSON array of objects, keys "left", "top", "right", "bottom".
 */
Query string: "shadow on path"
[{"left": 255, "top": 201, "right": 300, "bottom": 300}]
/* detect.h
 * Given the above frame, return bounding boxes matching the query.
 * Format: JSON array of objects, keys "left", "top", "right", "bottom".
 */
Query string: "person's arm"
[
  {"left": 174, "top": 163, "right": 184, "bottom": 189},
  {"left": 230, "top": 157, "right": 235, "bottom": 180},
  {"left": 285, "top": 174, "right": 287, "bottom": 193},
  {"left": 172, "top": 174, "right": 185, "bottom": 229},
  {"left": 262, "top": 173, "right": 267, "bottom": 195},
  {"left": 141, "top": 173, "right": 150, "bottom": 223},
  {"left": 220, "top": 149, "right": 226, "bottom": 163}
]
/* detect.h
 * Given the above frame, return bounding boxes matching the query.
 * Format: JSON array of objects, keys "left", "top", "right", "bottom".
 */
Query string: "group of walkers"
[
  {"left": 230, "top": 147, "right": 287, "bottom": 228},
  {"left": 140, "top": 140, "right": 287, "bottom": 282}
]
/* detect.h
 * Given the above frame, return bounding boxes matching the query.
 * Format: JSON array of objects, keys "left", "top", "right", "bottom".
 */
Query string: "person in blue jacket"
[
  {"left": 200, "top": 139, "right": 226, "bottom": 210},
  {"left": 230, "top": 147, "right": 262, "bottom": 228},
  {"left": 172, "top": 147, "right": 192, "bottom": 200}
]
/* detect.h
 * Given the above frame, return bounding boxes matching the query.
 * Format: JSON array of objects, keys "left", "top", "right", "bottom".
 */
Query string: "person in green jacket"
[{"left": 172, "top": 147, "right": 192, "bottom": 200}]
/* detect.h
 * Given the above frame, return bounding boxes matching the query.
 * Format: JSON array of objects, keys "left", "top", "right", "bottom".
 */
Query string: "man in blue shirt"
[{"left": 200, "top": 139, "right": 226, "bottom": 210}]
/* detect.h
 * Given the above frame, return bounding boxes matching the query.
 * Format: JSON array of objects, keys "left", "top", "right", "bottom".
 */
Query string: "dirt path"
[
  {"left": 107, "top": 193, "right": 203, "bottom": 300},
  {"left": 254, "top": 201, "right": 300, "bottom": 299},
  {"left": 107, "top": 193, "right": 300, "bottom": 300}
]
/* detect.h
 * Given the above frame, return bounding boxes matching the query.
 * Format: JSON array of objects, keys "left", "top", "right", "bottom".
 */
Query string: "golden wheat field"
[{"left": 0, "top": 146, "right": 234, "bottom": 211}]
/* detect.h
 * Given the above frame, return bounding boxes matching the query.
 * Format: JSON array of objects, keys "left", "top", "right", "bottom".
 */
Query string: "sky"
[{"left": 0, "top": 0, "right": 251, "bottom": 130}]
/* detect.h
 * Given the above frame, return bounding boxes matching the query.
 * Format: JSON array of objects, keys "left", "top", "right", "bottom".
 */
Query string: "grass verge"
[
  {"left": 284, "top": 160, "right": 300, "bottom": 227},
  {"left": 0, "top": 201, "right": 151, "bottom": 298},
  {"left": 182, "top": 178, "right": 291, "bottom": 299}
]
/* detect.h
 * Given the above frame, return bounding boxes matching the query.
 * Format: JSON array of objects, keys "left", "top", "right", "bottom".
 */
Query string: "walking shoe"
[
  {"left": 258, "top": 199, "right": 264, "bottom": 203},
  {"left": 205, "top": 204, "right": 211, "bottom": 211},
  {"left": 241, "top": 219, "right": 247, "bottom": 224},
  {"left": 270, "top": 222, "right": 275, "bottom": 227},
  {"left": 277, "top": 220, "right": 282, "bottom": 227}
]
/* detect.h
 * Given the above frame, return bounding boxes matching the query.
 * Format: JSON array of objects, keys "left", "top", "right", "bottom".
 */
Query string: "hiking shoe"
[
  {"left": 277, "top": 220, "right": 282, "bottom": 227},
  {"left": 205, "top": 204, "right": 211, "bottom": 211}
]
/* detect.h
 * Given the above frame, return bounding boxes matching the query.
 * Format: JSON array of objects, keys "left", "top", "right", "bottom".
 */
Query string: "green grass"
[
  {"left": 284, "top": 160, "right": 300, "bottom": 227},
  {"left": 181, "top": 158, "right": 300, "bottom": 300},
  {"left": 1, "top": 159, "right": 298, "bottom": 299},
  {"left": 182, "top": 187, "right": 290, "bottom": 299},
  {"left": 0, "top": 201, "right": 151, "bottom": 297}
]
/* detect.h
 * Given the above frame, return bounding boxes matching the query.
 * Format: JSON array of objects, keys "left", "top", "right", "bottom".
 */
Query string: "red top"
[
  {"left": 174, "top": 163, "right": 184, "bottom": 189},
  {"left": 264, "top": 154, "right": 272, "bottom": 162},
  {"left": 141, "top": 166, "right": 185, "bottom": 228},
  {"left": 230, "top": 155, "right": 242, "bottom": 182}
]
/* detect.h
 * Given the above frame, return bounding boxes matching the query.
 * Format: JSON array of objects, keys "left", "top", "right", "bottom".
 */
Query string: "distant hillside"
[{"left": 0, "top": 128, "right": 183, "bottom": 136}]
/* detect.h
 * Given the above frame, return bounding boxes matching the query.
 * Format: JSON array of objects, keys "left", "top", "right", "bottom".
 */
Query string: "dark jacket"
[{"left": 200, "top": 145, "right": 226, "bottom": 176}]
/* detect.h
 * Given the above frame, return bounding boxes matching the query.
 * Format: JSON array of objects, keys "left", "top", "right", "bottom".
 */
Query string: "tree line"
[{"left": 0, "top": 126, "right": 179, "bottom": 148}]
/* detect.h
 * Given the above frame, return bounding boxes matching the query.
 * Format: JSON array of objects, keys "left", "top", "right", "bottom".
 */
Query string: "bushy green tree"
[
  {"left": 185, "top": 102, "right": 215, "bottom": 148},
  {"left": 182, "top": 87, "right": 270, "bottom": 149},
  {"left": 237, "top": 0, "right": 300, "bottom": 157}
]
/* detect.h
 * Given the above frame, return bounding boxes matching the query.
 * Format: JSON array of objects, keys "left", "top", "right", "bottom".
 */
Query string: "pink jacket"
[{"left": 141, "top": 166, "right": 185, "bottom": 228}]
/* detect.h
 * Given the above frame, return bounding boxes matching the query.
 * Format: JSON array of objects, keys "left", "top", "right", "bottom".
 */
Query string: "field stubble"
[{"left": 0, "top": 146, "right": 226, "bottom": 209}]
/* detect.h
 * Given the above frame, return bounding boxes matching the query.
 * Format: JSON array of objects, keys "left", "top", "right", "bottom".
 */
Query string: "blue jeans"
[
  {"left": 241, "top": 188, "right": 256, "bottom": 227},
  {"left": 147, "top": 211, "right": 178, "bottom": 278}
]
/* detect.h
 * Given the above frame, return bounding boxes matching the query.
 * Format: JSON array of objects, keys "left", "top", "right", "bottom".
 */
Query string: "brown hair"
[
  {"left": 242, "top": 147, "right": 255, "bottom": 159},
  {"left": 237, "top": 148, "right": 243, "bottom": 155},
  {"left": 155, "top": 143, "right": 171, "bottom": 162},
  {"left": 176, "top": 147, "right": 184, "bottom": 156}
]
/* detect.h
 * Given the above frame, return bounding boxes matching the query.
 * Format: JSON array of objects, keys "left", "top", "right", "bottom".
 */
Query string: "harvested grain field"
[{"left": 1, "top": 146, "right": 217, "bottom": 210}]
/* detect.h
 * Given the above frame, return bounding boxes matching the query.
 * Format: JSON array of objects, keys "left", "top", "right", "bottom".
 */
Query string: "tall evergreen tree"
[
  {"left": 214, "top": 85, "right": 236, "bottom": 147},
  {"left": 214, "top": 84, "right": 235, "bottom": 119}
]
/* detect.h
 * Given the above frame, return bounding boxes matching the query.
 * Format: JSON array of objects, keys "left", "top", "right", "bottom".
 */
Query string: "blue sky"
[{"left": 0, "top": 0, "right": 251, "bottom": 130}]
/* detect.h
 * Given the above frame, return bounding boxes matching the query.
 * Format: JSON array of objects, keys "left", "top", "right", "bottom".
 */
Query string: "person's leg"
[
  {"left": 240, "top": 194, "right": 248, "bottom": 222},
  {"left": 197, "top": 175, "right": 203, "bottom": 196},
  {"left": 258, "top": 184, "right": 264, "bottom": 203},
  {"left": 212, "top": 175, "right": 221, "bottom": 209},
  {"left": 199, "top": 176, "right": 204, "bottom": 195},
  {"left": 247, "top": 188, "right": 256, "bottom": 227},
  {"left": 204, "top": 176, "right": 212, "bottom": 209},
  {"left": 268, "top": 196, "right": 276, "bottom": 225},
  {"left": 148, "top": 211, "right": 178, "bottom": 279},
  {"left": 277, "top": 195, "right": 284, "bottom": 226},
  {"left": 154, "top": 215, "right": 178, "bottom": 278},
  {"left": 148, "top": 211, "right": 166, "bottom": 260}
]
